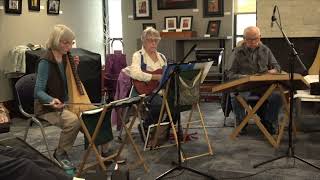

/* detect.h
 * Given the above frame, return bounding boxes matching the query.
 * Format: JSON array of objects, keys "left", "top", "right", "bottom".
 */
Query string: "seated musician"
[
  {"left": 123, "top": 27, "right": 167, "bottom": 135},
  {"left": 226, "top": 26, "right": 282, "bottom": 135},
  {"left": 34, "top": 24, "right": 118, "bottom": 170},
  {"left": 34, "top": 24, "right": 80, "bottom": 169}
]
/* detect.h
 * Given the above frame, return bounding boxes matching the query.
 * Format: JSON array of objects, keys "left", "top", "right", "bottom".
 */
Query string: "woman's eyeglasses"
[
  {"left": 146, "top": 38, "right": 160, "bottom": 43},
  {"left": 60, "top": 40, "right": 75, "bottom": 46}
]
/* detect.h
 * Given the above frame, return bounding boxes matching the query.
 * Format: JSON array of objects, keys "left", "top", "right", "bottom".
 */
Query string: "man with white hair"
[{"left": 226, "top": 26, "right": 282, "bottom": 135}]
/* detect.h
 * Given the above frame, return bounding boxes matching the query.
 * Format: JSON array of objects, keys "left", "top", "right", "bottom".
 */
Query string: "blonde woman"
[{"left": 34, "top": 24, "right": 80, "bottom": 170}]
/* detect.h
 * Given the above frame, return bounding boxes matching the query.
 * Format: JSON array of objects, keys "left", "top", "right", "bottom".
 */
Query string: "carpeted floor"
[{"left": 3, "top": 102, "right": 320, "bottom": 179}]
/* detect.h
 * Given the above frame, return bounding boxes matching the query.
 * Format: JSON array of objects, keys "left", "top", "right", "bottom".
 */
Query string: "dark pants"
[
  {"left": 231, "top": 91, "right": 282, "bottom": 130},
  {"left": 143, "top": 94, "right": 163, "bottom": 128},
  {"left": 0, "top": 145, "right": 71, "bottom": 180},
  {"left": 143, "top": 93, "right": 181, "bottom": 129}
]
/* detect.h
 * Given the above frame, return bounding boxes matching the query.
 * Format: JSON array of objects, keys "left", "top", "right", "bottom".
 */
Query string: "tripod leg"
[
  {"left": 253, "top": 155, "right": 287, "bottom": 168},
  {"left": 293, "top": 155, "right": 320, "bottom": 170},
  {"left": 156, "top": 166, "right": 179, "bottom": 179},
  {"left": 156, "top": 166, "right": 216, "bottom": 180},
  {"left": 182, "top": 166, "right": 216, "bottom": 180}
]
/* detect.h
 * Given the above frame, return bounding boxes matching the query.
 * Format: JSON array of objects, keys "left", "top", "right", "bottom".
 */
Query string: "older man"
[{"left": 226, "top": 26, "right": 282, "bottom": 135}]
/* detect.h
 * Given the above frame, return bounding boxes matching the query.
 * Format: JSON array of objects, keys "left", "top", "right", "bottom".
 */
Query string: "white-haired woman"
[
  {"left": 125, "top": 27, "right": 168, "bottom": 137},
  {"left": 129, "top": 27, "right": 166, "bottom": 83}
]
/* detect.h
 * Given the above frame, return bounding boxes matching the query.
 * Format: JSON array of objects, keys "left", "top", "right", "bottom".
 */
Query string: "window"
[
  {"left": 107, "top": 0, "right": 123, "bottom": 52},
  {"left": 234, "top": 0, "right": 256, "bottom": 46},
  {"left": 235, "top": 13, "right": 256, "bottom": 45}
]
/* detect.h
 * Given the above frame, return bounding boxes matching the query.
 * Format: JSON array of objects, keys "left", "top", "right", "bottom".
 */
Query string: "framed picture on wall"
[
  {"left": 28, "top": 0, "right": 40, "bottom": 11},
  {"left": 164, "top": 16, "right": 178, "bottom": 31},
  {"left": 157, "top": 0, "right": 196, "bottom": 10},
  {"left": 47, "top": 0, "right": 60, "bottom": 15},
  {"left": 179, "top": 16, "right": 193, "bottom": 31},
  {"left": 142, "top": 23, "right": 156, "bottom": 30},
  {"left": 133, "top": 0, "right": 152, "bottom": 20},
  {"left": 203, "top": 0, "right": 224, "bottom": 17},
  {"left": 206, "top": 20, "right": 221, "bottom": 37},
  {"left": 4, "top": 0, "right": 22, "bottom": 14}
]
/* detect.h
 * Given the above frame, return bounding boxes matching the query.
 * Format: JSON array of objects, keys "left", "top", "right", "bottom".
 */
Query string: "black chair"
[{"left": 15, "top": 73, "right": 53, "bottom": 160}]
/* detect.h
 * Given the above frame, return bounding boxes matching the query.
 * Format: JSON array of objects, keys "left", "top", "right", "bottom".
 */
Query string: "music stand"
[
  {"left": 153, "top": 48, "right": 216, "bottom": 179},
  {"left": 253, "top": 6, "right": 320, "bottom": 170}
]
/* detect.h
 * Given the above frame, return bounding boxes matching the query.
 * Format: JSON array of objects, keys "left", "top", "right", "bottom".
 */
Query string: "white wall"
[
  {"left": 0, "top": 0, "right": 104, "bottom": 101},
  {"left": 257, "top": 0, "right": 320, "bottom": 38},
  {"left": 122, "top": 0, "right": 234, "bottom": 65}
]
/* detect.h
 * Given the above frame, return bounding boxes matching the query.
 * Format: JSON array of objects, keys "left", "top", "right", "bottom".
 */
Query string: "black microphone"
[{"left": 271, "top": 5, "right": 277, "bottom": 28}]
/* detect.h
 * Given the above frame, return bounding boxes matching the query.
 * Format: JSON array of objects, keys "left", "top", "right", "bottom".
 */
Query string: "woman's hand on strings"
[
  {"left": 50, "top": 98, "right": 64, "bottom": 109},
  {"left": 151, "top": 74, "right": 162, "bottom": 81}
]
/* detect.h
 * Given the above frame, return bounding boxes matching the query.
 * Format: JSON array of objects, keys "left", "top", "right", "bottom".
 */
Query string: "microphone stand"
[
  {"left": 153, "top": 46, "right": 215, "bottom": 179},
  {"left": 253, "top": 9, "right": 320, "bottom": 170}
]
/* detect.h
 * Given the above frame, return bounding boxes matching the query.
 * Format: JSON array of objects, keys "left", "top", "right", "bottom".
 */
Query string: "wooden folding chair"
[
  {"left": 76, "top": 95, "right": 148, "bottom": 176},
  {"left": 112, "top": 95, "right": 149, "bottom": 172},
  {"left": 76, "top": 105, "right": 115, "bottom": 176}
]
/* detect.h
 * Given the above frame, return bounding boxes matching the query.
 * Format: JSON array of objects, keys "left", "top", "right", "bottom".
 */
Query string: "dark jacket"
[
  {"left": 226, "top": 43, "right": 280, "bottom": 80},
  {"left": 34, "top": 50, "right": 67, "bottom": 115}
]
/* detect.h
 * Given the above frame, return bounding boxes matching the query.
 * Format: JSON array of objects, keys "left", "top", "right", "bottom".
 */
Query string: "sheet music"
[
  {"left": 193, "top": 61, "right": 214, "bottom": 82},
  {"left": 159, "top": 61, "right": 213, "bottom": 86},
  {"left": 295, "top": 90, "right": 320, "bottom": 101},
  {"left": 304, "top": 75, "right": 319, "bottom": 84}
]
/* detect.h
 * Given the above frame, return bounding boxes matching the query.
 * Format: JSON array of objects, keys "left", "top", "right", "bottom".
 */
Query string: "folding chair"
[
  {"left": 112, "top": 95, "right": 149, "bottom": 172},
  {"left": 114, "top": 84, "right": 147, "bottom": 143},
  {"left": 15, "top": 73, "right": 53, "bottom": 160},
  {"left": 76, "top": 95, "right": 148, "bottom": 176}
]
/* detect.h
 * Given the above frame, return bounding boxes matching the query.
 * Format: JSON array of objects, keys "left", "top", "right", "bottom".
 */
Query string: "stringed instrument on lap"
[
  {"left": 133, "top": 69, "right": 162, "bottom": 95},
  {"left": 66, "top": 52, "right": 96, "bottom": 116}
]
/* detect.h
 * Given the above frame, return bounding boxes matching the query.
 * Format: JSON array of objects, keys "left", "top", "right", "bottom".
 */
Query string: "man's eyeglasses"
[{"left": 245, "top": 37, "right": 260, "bottom": 42}]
